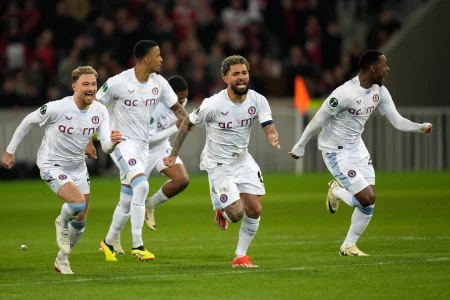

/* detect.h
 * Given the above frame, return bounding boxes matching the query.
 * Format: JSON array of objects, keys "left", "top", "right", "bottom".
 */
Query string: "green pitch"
[{"left": 1, "top": 172, "right": 449, "bottom": 300}]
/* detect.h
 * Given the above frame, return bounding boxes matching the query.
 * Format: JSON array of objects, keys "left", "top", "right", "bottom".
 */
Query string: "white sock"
[
  {"left": 130, "top": 180, "right": 149, "bottom": 248},
  {"left": 342, "top": 208, "right": 372, "bottom": 247},
  {"left": 146, "top": 186, "right": 169, "bottom": 209},
  {"left": 105, "top": 189, "right": 132, "bottom": 245},
  {"left": 57, "top": 222, "right": 85, "bottom": 261},
  {"left": 60, "top": 203, "right": 84, "bottom": 228},
  {"left": 332, "top": 187, "right": 356, "bottom": 207},
  {"left": 235, "top": 214, "right": 260, "bottom": 258}
]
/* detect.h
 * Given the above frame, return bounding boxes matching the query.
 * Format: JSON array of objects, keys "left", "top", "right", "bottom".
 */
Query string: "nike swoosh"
[
  {"left": 349, "top": 252, "right": 359, "bottom": 256},
  {"left": 327, "top": 200, "right": 336, "bottom": 213}
]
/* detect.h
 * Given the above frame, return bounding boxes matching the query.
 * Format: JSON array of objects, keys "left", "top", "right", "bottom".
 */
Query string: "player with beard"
[
  {"left": 289, "top": 50, "right": 433, "bottom": 256},
  {"left": 164, "top": 55, "right": 280, "bottom": 268},
  {"left": 2, "top": 66, "right": 122, "bottom": 274}
]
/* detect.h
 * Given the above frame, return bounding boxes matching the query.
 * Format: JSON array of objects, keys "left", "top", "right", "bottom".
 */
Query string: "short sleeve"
[
  {"left": 257, "top": 95, "right": 273, "bottom": 124},
  {"left": 378, "top": 86, "right": 396, "bottom": 116},
  {"left": 96, "top": 77, "right": 117, "bottom": 105},
  {"left": 320, "top": 88, "right": 348, "bottom": 116},
  {"left": 189, "top": 99, "right": 214, "bottom": 126},
  {"left": 36, "top": 101, "right": 60, "bottom": 127},
  {"left": 159, "top": 76, "right": 178, "bottom": 108}
]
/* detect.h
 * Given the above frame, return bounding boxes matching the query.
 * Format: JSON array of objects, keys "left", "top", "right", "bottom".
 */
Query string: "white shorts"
[
  {"left": 110, "top": 140, "right": 149, "bottom": 184},
  {"left": 145, "top": 146, "right": 183, "bottom": 177},
  {"left": 39, "top": 163, "right": 90, "bottom": 194},
  {"left": 208, "top": 153, "right": 265, "bottom": 210},
  {"left": 322, "top": 141, "right": 375, "bottom": 195}
]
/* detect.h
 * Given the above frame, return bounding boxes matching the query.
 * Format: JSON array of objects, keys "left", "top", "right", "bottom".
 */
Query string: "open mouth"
[
  {"left": 85, "top": 92, "right": 95, "bottom": 98},
  {"left": 236, "top": 82, "right": 247, "bottom": 88}
]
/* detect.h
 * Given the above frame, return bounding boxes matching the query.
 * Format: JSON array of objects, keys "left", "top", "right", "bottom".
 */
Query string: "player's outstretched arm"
[
  {"left": 2, "top": 111, "right": 42, "bottom": 169},
  {"left": 164, "top": 117, "right": 194, "bottom": 167},
  {"left": 289, "top": 108, "right": 331, "bottom": 159},
  {"left": 385, "top": 110, "right": 433, "bottom": 134},
  {"left": 263, "top": 123, "right": 280, "bottom": 149}
]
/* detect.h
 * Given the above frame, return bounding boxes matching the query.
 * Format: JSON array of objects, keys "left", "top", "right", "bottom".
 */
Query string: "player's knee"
[
  {"left": 245, "top": 205, "right": 262, "bottom": 219},
  {"left": 131, "top": 176, "right": 149, "bottom": 194},
  {"left": 174, "top": 175, "right": 190, "bottom": 192},
  {"left": 362, "top": 193, "right": 376, "bottom": 206},
  {"left": 223, "top": 202, "right": 244, "bottom": 223},
  {"left": 67, "top": 201, "right": 86, "bottom": 215}
]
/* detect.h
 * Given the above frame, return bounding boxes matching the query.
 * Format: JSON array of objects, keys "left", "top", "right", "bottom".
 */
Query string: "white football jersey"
[
  {"left": 189, "top": 89, "right": 273, "bottom": 171},
  {"left": 34, "top": 97, "right": 111, "bottom": 167},
  {"left": 318, "top": 76, "right": 396, "bottom": 151},
  {"left": 96, "top": 68, "right": 178, "bottom": 145},
  {"left": 148, "top": 100, "right": 187, "bottom": 150}
]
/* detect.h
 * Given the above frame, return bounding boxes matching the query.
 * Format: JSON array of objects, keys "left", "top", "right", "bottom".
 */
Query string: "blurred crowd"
[{"left": 0, "top": 0, "right": 412, "bottom": 108}]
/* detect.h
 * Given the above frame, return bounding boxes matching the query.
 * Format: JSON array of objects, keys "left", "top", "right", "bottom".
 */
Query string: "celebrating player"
[
  {"left": 289, "top": 50, "right": 433, "bottom": 256},
  {"left": 109, "top": 75, "right": 191, "bottom": 254},
  {"left": 1, "top": 66, "right": 122, "bottom": 274},
  {"left": 164, "top": 55, "right": 280, "bottom": 268},
  {"left": 96, "top": 40, "right": 188, "bottom": 262}
]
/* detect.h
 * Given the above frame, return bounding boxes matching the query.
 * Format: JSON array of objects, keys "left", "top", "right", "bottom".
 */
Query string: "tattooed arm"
[
  {"left": 170, "top": 102, "right": 189, "bottom": 122},
  {"left": 263, "top": 123, "right": 280, "bottom": 149},
  {"left": 164, "top": 117, "right": 195, "bottom": 167}
]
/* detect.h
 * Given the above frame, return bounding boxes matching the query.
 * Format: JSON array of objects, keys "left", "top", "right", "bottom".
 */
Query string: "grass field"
[{"left": 0, "top": 172, "right": 449, "bottom": 300}]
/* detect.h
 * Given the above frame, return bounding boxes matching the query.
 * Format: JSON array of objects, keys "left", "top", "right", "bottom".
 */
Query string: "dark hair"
[
  {"left": 359, "top": 50, "right": 383, "bottom": 70},
  {"left": 221, "top": 55, "right": 250, "bottom": 76},
  {"left": 168, "top": 75, "right": 188, "bottom": 93},
  {"left": 133, "top": 40, "right": 158, "bottom": 60}
]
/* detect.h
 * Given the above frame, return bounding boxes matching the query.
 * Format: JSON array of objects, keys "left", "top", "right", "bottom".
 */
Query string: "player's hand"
[
  {"left": 110, "top": 130, "right": 122, "bottom": 145},
  {"left": 288, "top": 152, "right": 303, "bottom": 160},
  {"left": 2, "top": 151, "right": 15, "bottom": 169},
  {"left": 269, "top": 133, "right": 280, "bottom": 149},
  {"left": 85, "top": 140, "right": 97, "bottom": 159},
  {"left": 422, "top": 123, "right": 433, "bottom": 135},
  {"left": 163, "top": 155, "right": 176, "bottom": 168}
]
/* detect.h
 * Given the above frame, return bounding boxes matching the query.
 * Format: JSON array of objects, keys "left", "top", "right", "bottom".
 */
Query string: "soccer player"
[
  {"left": 289, "top": 50, "right": 433, "bottom": 256},
  {"left": 164, "top": 55, "right": 280, "bottom": 268},
  {"left": 1, "top": 66, "right": 122, "bottom": 274},
  {"left": 96, "top": 40, "right": 188, "bottom": 262},
  {"left": 110, "top": 75, "right": 191, "bottom": 253}
]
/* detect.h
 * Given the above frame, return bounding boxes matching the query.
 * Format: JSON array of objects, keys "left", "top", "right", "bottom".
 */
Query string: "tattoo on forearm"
[
  {"left": 172, "top": 103, "right": 188, "bottom": 121},
  {"left": 263, "top": 124, "right": 278, "bottom": 138},
  {"left": 170, "top": 118, "right": 192, "bottom": 156}
]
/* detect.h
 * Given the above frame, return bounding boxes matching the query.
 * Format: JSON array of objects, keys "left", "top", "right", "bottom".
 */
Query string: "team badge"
[
  {"left": 152, "top": 87, "right": 159, "bottom": 95},
  {"left": 329, "top": 98, "right": 338, "bottom": 108},
  {"left": 150, "top": 117, "right": 154, "bottom": 125},
  {"left": 59, "top": 174, "right": 67, "bottom": 180},
  {"left": 194, "top": 107, "right": 200, "bottom": 114},
  {"left": 102, "top": 83, "right": 108, "bottom": 92},
  {"left": 373, "top": 94, "right": 379, "bottom": 102},
  {"left": 128, "top": 158, "right": 137, "bottom": 166},
  {"left": 219, "top": 194, "right": 228, "bottom": 203},
  {"left": 248, "top": 106, "right": 256, "bottom": 115},
  {"left": 347, "top": 170, "right": 356, "bottom": 178},
  {"left": 91, "top": 116, "right": 99, "bottom": 124},
  {"left": 39, "top": 105, "right": 47, "bottom": 115}
]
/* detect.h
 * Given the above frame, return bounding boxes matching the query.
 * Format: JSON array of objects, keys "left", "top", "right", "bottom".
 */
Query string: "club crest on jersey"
[
  {"left": 152, "top": 87, "right": 159, "bottom": 95},
  {"left": 373, "top": 94, "right": 379, "bottom": 102},
  {"left": 39, "top": 105, "right": 47, "bottom": 115},
  {"left": 219, "top": 194, "right": 228, "bottom": 203},
  {"left": 150, "top": 117, "right": 154, "bottom": 125},
  {"left": 128, "top": 158, "right": 137, "bottom": 166},
  {"left": 347, "top": 170, "right": 356, "bottom": 178},
  {"left": 248, "top": 106, "right": 256, "bottom": 115},
  {"left": 102, "top": 83, "right": 108, "bottom": 92},
  {"left": 329, "top": 98, "right": 338, "bottom": 108},
  {"left": 59, "top": 174, "right": 67, "bottom": 180},
  {"left": 91, "top": 116, "right": 99, "bottom": 124}
]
